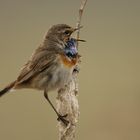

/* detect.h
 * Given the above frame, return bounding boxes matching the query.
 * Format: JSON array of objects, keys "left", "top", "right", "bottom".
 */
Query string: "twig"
[
  {"left": 76, "top": 0, "right": 87, "bottom": 47},
  {"left": 56, "top": 0, "right": 87, "bottom": 140}
]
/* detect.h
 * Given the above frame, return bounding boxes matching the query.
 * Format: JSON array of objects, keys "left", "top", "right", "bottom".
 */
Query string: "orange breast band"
[{"left": 59, "top": 54, "right": 78, "bottom": 68}]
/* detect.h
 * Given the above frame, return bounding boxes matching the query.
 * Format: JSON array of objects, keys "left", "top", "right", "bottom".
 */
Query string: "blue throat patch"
[{"left": 64, "top": 38, "right": 78, "bottom": 58}]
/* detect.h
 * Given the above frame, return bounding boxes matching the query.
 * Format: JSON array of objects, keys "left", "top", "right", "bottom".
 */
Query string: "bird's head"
[{"left": 46, "top": 24, "right": 83, "bottom": 48}]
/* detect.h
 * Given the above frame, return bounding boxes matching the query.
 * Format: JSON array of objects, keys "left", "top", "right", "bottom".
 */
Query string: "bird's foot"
[{"left": 57, "top": 114, "right": 69, "bottom": 126}]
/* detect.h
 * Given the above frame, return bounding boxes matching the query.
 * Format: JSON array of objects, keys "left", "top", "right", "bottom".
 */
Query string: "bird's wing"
[{"left": 16, "top": 49, "right": 57, "bottom": 84}]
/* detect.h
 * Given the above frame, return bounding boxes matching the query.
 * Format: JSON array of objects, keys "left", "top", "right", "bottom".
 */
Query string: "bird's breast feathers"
[{"left": 59, "top": 54, "right": 78, "bottom": 68}]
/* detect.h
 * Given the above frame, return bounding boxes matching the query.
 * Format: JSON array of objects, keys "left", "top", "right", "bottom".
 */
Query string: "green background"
[{"left": 0, "top": 0, "right": 140, "bottom": 139}]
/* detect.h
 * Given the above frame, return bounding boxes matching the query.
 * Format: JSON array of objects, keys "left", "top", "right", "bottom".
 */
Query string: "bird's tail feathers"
[{"left": 0, "top": 81, "right": 16, "bottom": 97}]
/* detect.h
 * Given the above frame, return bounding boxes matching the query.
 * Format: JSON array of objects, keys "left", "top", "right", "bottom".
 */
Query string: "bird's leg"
[{"left": 44, "top": 90, "right": 69, "bottom": 126}]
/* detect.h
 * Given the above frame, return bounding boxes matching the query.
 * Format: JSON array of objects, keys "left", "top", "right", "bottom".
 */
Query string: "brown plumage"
[{"left": 0, "top": 24, "right": 81, "bottom": 125}]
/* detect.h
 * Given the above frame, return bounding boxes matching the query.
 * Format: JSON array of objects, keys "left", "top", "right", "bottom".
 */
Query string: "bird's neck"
[
  {"left": 64, "top": 38, "right": 78, "bottom": 58},
  {"left": 44, "top": 34, "right": 66, "bottom": 49},
  {"left": 40, "top": 36, "right": 78, "bottom": 59}
]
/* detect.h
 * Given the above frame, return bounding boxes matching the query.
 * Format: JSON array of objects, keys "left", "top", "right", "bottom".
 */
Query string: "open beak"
[
  {"left": 71, "top": 26, "right": 86, "bottom": 42},
  {"left": 76, "top": 39, "right": 86, "bottom": 42},
  {"left": 73, "top": 26, "right": 83, "bottom": 32}
]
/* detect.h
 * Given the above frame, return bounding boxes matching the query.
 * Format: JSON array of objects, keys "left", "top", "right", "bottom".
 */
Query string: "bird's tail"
[{"left": 0, "top": 81, "right": 16, "bottom": 97}]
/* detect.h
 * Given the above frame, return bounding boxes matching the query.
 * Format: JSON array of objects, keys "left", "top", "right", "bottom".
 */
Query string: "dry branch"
[
  {"left": 76, "top": 0, "right": 87, "bottom": 46},
  {"left": 56, "top": 0, "right": 87, "bottom": 140}
]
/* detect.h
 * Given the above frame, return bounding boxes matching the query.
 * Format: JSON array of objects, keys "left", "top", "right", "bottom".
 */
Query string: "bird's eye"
[{"left": 64, "top": 30, "right": 70, "bottom": 35}]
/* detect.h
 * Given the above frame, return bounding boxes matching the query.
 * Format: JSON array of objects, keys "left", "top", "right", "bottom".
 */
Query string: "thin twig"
[{"left": 76, "top": 0, "right": 87, "bottom": 48}]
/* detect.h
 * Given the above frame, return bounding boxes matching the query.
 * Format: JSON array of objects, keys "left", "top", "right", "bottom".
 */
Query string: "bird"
[{"left": 0, "top": 24, "right": 84, "bottom": 125}]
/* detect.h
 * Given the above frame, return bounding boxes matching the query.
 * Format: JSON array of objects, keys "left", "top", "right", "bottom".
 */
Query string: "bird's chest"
[
  {"left": 42, "top": 60, "right": 72, "bottom": 91},
  {"left": 34, "top": 56, "right": 76, "bottom": 91},
  {"left": 59, "top": 54, "right": 77, "bottom": 68},
  {"left": 57, "top": 53, "right": 79, "bottom": 84}
]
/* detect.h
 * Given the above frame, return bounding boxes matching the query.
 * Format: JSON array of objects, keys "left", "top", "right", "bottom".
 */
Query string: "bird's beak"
[
  {"left": 71, "top": 26, "right": 86, "bottom": 42},
  {"left": 76, "top": 39, "right": 86, "bottom": 42},
  {"left": 73, "top": 26, "right": 83, "bottom": 32}
]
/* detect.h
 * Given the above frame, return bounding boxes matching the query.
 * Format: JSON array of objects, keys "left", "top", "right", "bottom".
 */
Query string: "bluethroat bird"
[{"left": 0, "top": 24, "right": 84, "bottom": 125}]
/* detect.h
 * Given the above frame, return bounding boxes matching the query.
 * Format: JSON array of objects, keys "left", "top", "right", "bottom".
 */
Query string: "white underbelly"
[{"left": 32, "top": 63, "right": 74, "bottom": 91}]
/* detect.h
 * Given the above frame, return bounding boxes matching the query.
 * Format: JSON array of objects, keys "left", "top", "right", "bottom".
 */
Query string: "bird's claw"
[{"left": 57, "top": 114, "right": 69, "bottom": 126}]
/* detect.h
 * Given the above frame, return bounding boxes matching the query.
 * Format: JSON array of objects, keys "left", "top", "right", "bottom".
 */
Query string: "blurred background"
[{"left": 0, "top": 0, "right": 140, "bottom": 140}]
